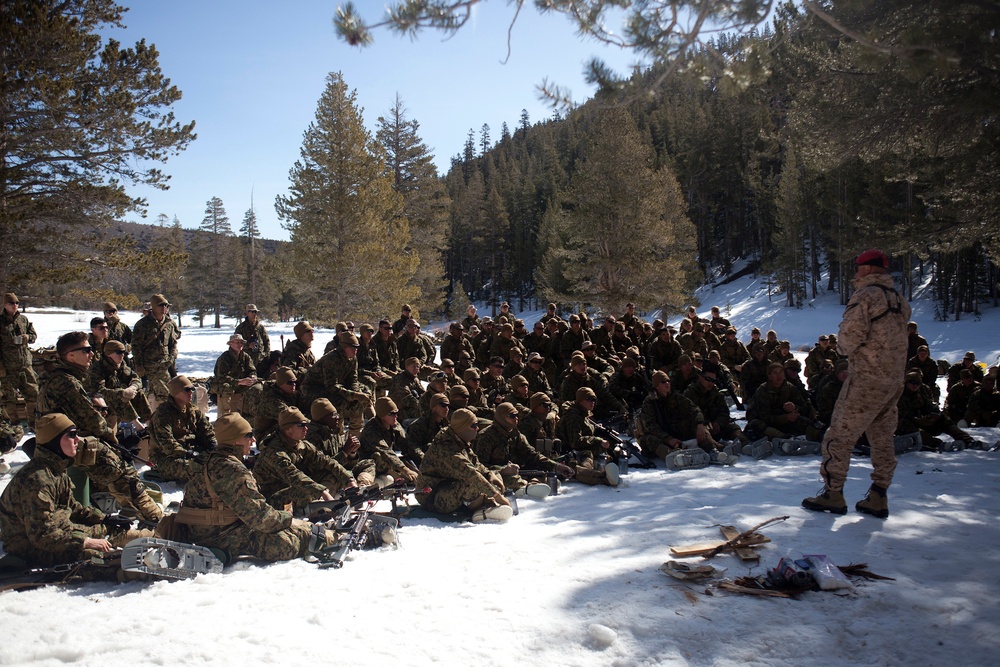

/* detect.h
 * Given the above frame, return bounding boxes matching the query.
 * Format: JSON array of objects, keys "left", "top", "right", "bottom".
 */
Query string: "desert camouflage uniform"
[
  {"left": 131, "top": 313, "right": 179, "bottom": 400},
  {"left": 521, "top": 364, "right": 553, "bottom": 397},
  {"left": 669, "top": 367, "right": 701, "bottom": 395},
  {"left": 475, "top": 421, "right": 557, "bottom": 491},
  {"left": 235, "top": 318, "right": 270, "bottom": 367},
  {"left": 357, "top": 339, "right": 391, "bottom": 394},
  {"left": 819, "top": 272, "right": 911, "bottom": 493},
  {"left": 88, "top": 355, "right": 144, "bottom": 426},
  {"left": 38, "top": 361, "right": 161, "bottom": 521},
  {"left": 739, "top": 357, "right": 770, "bottom": 407},
  {"left": 176, "top": 444, "right": 313, "bottom": 561},
  {"left": 490, "top": 335, "right": 525, "bottom": 363},
  {"left": 0, "top": 445, "right": 149, "bottom": 567},
  {"left": 300, "top": 350, "right": 372, "bottom": 431},
  {"left": 0, "top": 308, "right": 38, "bottom": 427},
  {"left": 906, "top": 354, "right": 940, "bottom": 394},
  {"left": 522, "top": 332, "right": 550, "bottom": 358},
  {"left": 480, "top": 373, "right": 511, "bottom": 406},
  {"left": 637, "top": 391, "right": 706, "bottom": 455},
  {"left": 397, "top": 332, "right": 434, "bottom": 369},
  {"left": 359, "top": 417, "right": 413, "bottom": 479},
  {"left": 148, "top": 397, "right": 215, "bottom": 483},
  {"left": 105, "top": 317, "right": 133, "bottom": 354},
  {"left": 518, "top": 410, "right": 559, "bottom": 444},
  {"left": 388, "top": 370, "right": 423, "bottom": 421},
  {"left": 305, "top": 420, "right": 376, "bottom": 485},
  {"left": 415, "top": 428, "right": 502, "bottom": 513},
  {"left": 804, "top": 345, "right": 839, "bottom": 388},
  {"left": 558, "top": 328, "right": 590, "bottom": 364},
  {"left": 608, "top": 369, "right": 651, "bottom": 413},
  {"left": 965, "top": 382, "right": 1000, "bottom": 427},
  {"left": 279, "top": 338, "right": 315, "bottom": 381},
  {"left": 253, "top": 430, "right": 354, "bottom": 512},
  {"left": 253, "top": 381, "right": 300, "bottom": 440}
]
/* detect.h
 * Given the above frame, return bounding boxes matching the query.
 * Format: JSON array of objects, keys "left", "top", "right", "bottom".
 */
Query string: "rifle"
[
  {"left": 0, "top": 551, "right": 122, "bottom": 592},
  {"left": 305, "top": 480, "right": 419, "bottom": 522},
  {"left": 593, "top": 420, "right": 656, "bottom": 469}
]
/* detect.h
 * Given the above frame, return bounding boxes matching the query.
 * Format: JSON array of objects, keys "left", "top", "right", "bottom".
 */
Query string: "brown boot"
[
  {"left": 802, "top": 487, "right": 847, "bottom": 515},
  {"left": 855, "top": 484, "right": 889, "bottom": 519}
]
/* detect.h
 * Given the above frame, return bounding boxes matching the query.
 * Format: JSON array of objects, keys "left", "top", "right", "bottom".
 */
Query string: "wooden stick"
[{"left": 702, "top": 515, "right": 789, "bottom": 560}]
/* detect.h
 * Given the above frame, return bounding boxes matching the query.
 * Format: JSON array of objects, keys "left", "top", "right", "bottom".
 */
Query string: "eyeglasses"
[
  {"left": 65, "top": 429, "right": 79, "bottom": 439},
  {"left": 71, "top": 346, "right": 94, "bottom": 354},
  {"left": 182, "top": 387, "right": 195, "bottom": 393}
]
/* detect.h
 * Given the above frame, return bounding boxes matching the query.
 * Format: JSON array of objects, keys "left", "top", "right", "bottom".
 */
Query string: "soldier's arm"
[
  {"left": 260, "top": 449, "right": 326, "bottom": 499},
  {"left": 25, "top": 318, "right": 37, "bottom": 345},
  {"left": 148, "top": 412, "right": 190, "bottom": 459},
  {"left": 301, "top": 443, "right": 354, "bottom": 489},
  {"left": 20, "top": 485, "right": 92, "bottom": 556},
  {"left": 213, "top": 458, "right": 294, "bottom": 533}
]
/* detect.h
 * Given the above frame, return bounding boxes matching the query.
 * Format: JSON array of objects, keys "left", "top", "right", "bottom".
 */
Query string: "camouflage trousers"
[
  {"left": 419, "top": 473, "right": 503, "bottom": 514},
  {"left": 150, "top": 453, "right": 195, "bottom": 484},
  {"left": 75, "top": 438, "right": 163, "bottom": 522},
  {"left": 185, "top": 518, "right": 314, "bottom": 562},
  {"left": 0, "top": 365, "right": 38, "bottom": 428},
  {"left": 143, "top": 364, "right": 172, "bottom": 402},
  {"left": 217, "top": 391, "right": 245, "bottom": 416},
  {"left": 819, "top": 375, "right": 902, "bottom": 493},
  {"left": 12, "top": 527, "right": 154, "bottom": 569}
]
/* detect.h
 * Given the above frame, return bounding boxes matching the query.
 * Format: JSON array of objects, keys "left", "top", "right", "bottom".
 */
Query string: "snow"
[{"left": 2, "top": 274, "right": 999, "bottom": 667}]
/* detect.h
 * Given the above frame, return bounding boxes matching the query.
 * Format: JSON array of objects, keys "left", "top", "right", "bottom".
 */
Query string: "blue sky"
[{"left": 110, "top": 1, "right": 638, "bottom": 240}]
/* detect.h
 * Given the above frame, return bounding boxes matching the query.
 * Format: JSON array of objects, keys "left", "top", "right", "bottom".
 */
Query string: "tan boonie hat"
[
  {"left": 229, "top": 334, "right": 245, "bottom": 343},
  {"left": 246, "top": 303, "right": 259, "bottom": 312},
  {"left": 36, "top": 413, "right": 75, "bottom": 444},
  {"left": 150, "top": 293, "right": 169, "bottom": 306},
  {"left": 214, "top": 413, "right": 252, "bottom": 445},
  {"left": 168, "top": 375, "right": 194, "bottom": 395},
  {"left": 278, "top": 407, "right": 308, "bottom": 429}
]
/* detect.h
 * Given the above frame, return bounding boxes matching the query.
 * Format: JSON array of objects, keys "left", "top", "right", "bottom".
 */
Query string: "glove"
[
  {"left": 102, "top": 514, "right": 133, "bottom": 532},
  {"left": 399, "top": 467, "right": 418, "bottom": 483}
]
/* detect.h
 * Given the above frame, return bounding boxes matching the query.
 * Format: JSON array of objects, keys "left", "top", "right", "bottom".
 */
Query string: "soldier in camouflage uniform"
[
  {"left": 475, "top": 402, "right": 573, "bottom": 495},
  {"left": 648, "top": 327, "right": 683, "bottom": 374},
  {"left": 816, "top": 360, "right": 849, "bottom": 426},
  {"left": 300, "top": 332, "right": 373, "bottom": 436},
  {"left": 253, "top": 407, "right": 357, "bottom": 512},
  {"left": 174, "top": 413, "right": 329, "bottom": 561},
  {"left": 502, "top": 346, "right": 526, "bottom": 380},
  {"left": 414, "top": 408, "right": 512, "bottom": 521},
  {"left": 88, "top": 339, "right": 146, "bottom": 430},
  {"left": 440, "top": 358, "right": 464, "bottom": 390},
  {"left": 280, "top": 321, "right": 317, "bottom": 381},
  {"left": 449, "top": 383, "right": 493, "bottom": 421},
  {"left": 441, "top": 322, "right": 475, "bottom": 367},
  {"left": 358, "top": 397, "right": 419, "bottom": 483},
  {"left": 896, "top": 372, "right": 975, "bottom": 449},
  {"left": 684, "top": 364, "right": 745, "bottom": 444},
  {"left": 522, "top": 352, "right": 553, "bottom": 397},
  {"left": 460, "top": 305, "right": 481, "bottom": 333},
  {"left": 804, "top": 335, "right": 839, "bottom": 390},
  {"left": 944, "top": 370, "right": 979, "bottom": 422},
  {"left": 747, "top": 362, "right": 822, "bottom": 441},
  {"left": 555, "top": 387, "right": 618, "bottom": 486},
  {"left": 522, "top": 321, "right": 550, "bottom": 359},
  {"left": 669, "top": 354, "right": 701, "bottom": 394},
  {"left": 357, "top": 323, "right": 391, "bottom": 395},
  {"left": 130, "top": 293, "right": 178, "bottom": 401},
  {"left": 965, "top": 374, "right": 999, "bottom": 427},
  {"left": 718, "top": 327, "right": 749, "bottom": 374},
  {"left": 804, "top": 250, "right": 912, "bottom": 518},
  {"left": 148, "top": 375, "right": 216, "bottom": 483},
  {"left": 906, "top": 345, "right": 940, "bottom": 401},
  {"left": 373, "top": 319, "right": 401, "bottom": 375},
  {"left": 481, "top": 357, "right": 511, "bottom": 407},
  {"left": 461, "top": 368, "right": 494, "bottom": 418},
  {"left": 102, "top": 302, "right": 133, "bottom": 363},
  {"left": 518, "top": 392, "right": 560, "bottom": 456},
  {"left": 490, "top": 323, "right": 525, "bottom": 363},
  {"left": 558, "top": 354, "right": 625, "bottom": 419},
  {"left": 637, "top": 372, "right": 714, "bottom": 457},
  {"left": 304, "top": 398, "right": 376, "bottom": 486},
  {"left": 254, "top": 367, "right": 301, "bottom": 440},
  {"left": 88, "top": 317, "right": 110, "bottom": 362},
  {"left": 558, "top": 314, "right": 590, "bottom": 367},
  {"left": 906, "top": 321, "right": 929, "bottom": 362},
  {"left": 739, "top": 344, "right": 770, "bottom": 403},
  {"left": 608, "top": 357, "right": 650, "bottom": 414},
  {"left": 234, "top": 304, "right": 270, "bottom": 368},
  {"left": 213, "top": 334, "right": 258, "bottom": 415},
  {"left": 0, "top": 292, "right": 38, "bottom": 429},
  {"left": 581, "top": 341, "right": 615, "bottom": 379},
  {"left": 404, "top": 392, "right": 450, "bottom": 464},
  {"left": 418, "top": 372, "right": 450, "bottom": 418},
  {"left": 0, "top": 414, "right": 152, "bottom": 568},
  {"left": 397, "top": 319, "right": 438, "bottom": 378},
  {"left": 37, "top": 332, "right": 161, "bottom": 522},
  {"left": 389, "top": 357, "right": 424, "bottom": 422},
  {"left": 503, "top": 374, "right": 532, "bottom": 417}
]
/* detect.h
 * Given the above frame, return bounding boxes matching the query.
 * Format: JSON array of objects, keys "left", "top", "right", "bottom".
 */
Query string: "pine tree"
[
  {"left": 276, "top": 72, "right": 417, "bottom": 324},
  {"left": 377, "top": 95, "right": 451, "bottom": 318},
  {"left": 555, "top": 109, "right": 697, "bottom": 313},
  {"left": 239, "top": 200, "right": 261, "bottom": 307},
  {"left": 189, "top": 196, "right": 237, "bottom": 328}
]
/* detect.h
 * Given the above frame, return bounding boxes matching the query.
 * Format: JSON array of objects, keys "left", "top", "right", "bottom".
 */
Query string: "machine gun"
[
  {"left": 306, "top": 481, "right": 423, "bottom": 568},
  {"left": 593, "top": 419, "right": 656, "bottom": 470}
]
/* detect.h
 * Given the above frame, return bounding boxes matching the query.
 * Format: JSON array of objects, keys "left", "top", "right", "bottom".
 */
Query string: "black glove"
[{"left": 102, "top": 514, "right": 133, "bottom": 532}]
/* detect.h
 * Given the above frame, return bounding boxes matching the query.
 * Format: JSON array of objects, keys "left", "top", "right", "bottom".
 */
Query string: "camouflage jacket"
[
  {"left": 589, "top": 327, "right": 617, "bottom": 360},
  {"left": 183, "top": 445, "right": 293, "bottom": 538},
  {"left": 897, "top": 385, "right": 939, "bottom": 428},
  {"left": 608, "top": 370, "right": 651, "bottom": 412},
  {"left": 0, "top": 445, "right": 106, "bottom": 565},
  {"left": 300, "top": 349, "right": 365, "bottom": 407},
  {"left": 359, "top": 418, "right": 411, "bottom": 477},
  {"left": 804, "top": 345, "right": 838, "bottom": 379},
  {"left": 0, "top": 309, "right": 37, "bottom": 369},
  {"left": 253, "top": 381, "right": 299, "bottom": 439},
  {"left": 815, "top": 377, "right": 844, "bottom": 425},
  {"left": 739, "top": 358, "right": 770, "bottom": 399},
  {"left": 947, "top": 362, "right": 984, "bottom": 390},
  {"left": 945, "top": 382, "right": 978, "bottom": 419},
  {"left": 389, "top": 371, "right": 424, "bottom": 421},
  {"left": 235, "top": 319, "right": 270, "bottom": 365},
  {"left": 475, "top": 422, "right": 555, "bottom": 471},
  {"left": 521, "top": 364, "right": 553, "bottom": 396},
  {"left": 555, "top": 402, "right": 605, "bottom": 454},
  {"left": 490, "top": 335, "right": 525, "bottom": 363},
  {"left": 748, "top": 381, "right": 812, "bottom": 427},
  {"left": 648, "top": 337, "right": 683, "bottom": 373},
  {"left": 678, "top": 333, "right": 709, "bottom": 358},
  {"left": 966, "top": 386, "right": 1000, "bottom": 425},
  {"left": 838, "top": 272, "right": 911, "bottom": 385},
  {"left": 38, "top": 361, "right": 115, "bottom": 442},
  {"left": 639, "top": 391, "right": 705, "bottom": 441},
  {"left": 669, "top": 368, "right": 702, "bottom": 395},
  {"left": 280, "top": 338, "right": 315, "bottom": 379},
  {"left": 559, "top": 328, "right": 590, "bottom": 361},
  {"left": 253, "top": 431, "right": 352, "bottom": 507},
  {"left": 558, "top": 368, "right": 624, "bottom": 417},
  {"left": 87, "top": 356, "right": 142, "bottom": 423},
  {"left": 131, "top": 314, "right": 178, "bottom": 370},
  {"left": 522, "top": 332, "right": 550, "bottom": 357},
  {"left": 213, "top": 348, "right": 257, "bottom": 395},
  {"left": 104, "top": 317, "right": 133, "bottom": 349},
  {"left": 373, "top": 334, "right": 400, "bottom": 372},
  {"left": 906, "top": 355, "right": 939, "bottom": 388},
  {"left": 404, "top": 415, "right": 447, "bottom": 461},
  {"left": 357, "top": 339, "right": 383, "bottom": 379},
  {"left": 718, "top": 338, "right": 750, "bottom": 370},
  {"left": 149, "top": 398, "right": 215, "bottom": 464},
  {"left": 684, "top": 381, "right": 734, "bottom": 427},
  {"left": 415, "top": 428, "right": 498, "bottom": 500},
  {"left": 397, "top": 332, "right": 435, "bottom": 366},
  {"left": 441, "top": 334, "right": 475, "bottom": 366},
  {"left": 518, "top": 410, "right": 558, "bottom": 442},
  {"left": 480, "top": 373, "right": 511, "bottom": 406}
]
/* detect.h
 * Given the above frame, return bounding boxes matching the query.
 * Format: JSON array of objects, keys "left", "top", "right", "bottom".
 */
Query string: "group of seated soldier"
[{"left": 2, "top": 296, "right": 996, "bottom": 579}]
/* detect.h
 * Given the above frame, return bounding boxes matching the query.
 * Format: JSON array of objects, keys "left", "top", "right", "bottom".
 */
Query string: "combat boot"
[
  {"left": 802, "top": 487, "right": 847, "bottom": 515},
  {"left": 855, "top": 484, "right": 889, "bottom": 519}
]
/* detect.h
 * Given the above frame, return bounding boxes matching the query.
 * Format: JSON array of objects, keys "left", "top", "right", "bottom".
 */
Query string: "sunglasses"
[
  {"left": 182, "top": 387, "right": 195, "bottom": 393},
  {"left": 286, "top": 380, "right": 298, "bottom": 386},
  {"left": 582, "top": 396, "right": 597, "bottom": 402},
  {"left": 108, "top": 350, "right": 124, "bottom": 356},
  {"left": 492, "top": 364, "right": 504, "bottom": 369},
  {"left": 438, "top": 403, "right": 451, "bottom": 409},
  {"left": 71, "top": 346, "right": 94, "bottom": 354},
  {"left": 388, "top": 411, "right": 399, "bottom": 416},
  {"left": 529, "top": 359, "right": 542, "bottom": 364},
  {"left": 105, "top": 309, "right": 117, "bottom": 314},
  {"left": 65, "top": 428, "right": 79, "bottom": 439},
  {"left": 97, "top": 407, "right": 109, "bottom": 415},
  {"left": 155, "top": 303, "right": 171, "bottom": 308}
]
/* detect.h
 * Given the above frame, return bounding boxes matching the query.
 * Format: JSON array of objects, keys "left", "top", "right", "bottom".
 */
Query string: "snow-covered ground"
[{"left": 2, "top": 274, "right": 998, "bottom": 667}]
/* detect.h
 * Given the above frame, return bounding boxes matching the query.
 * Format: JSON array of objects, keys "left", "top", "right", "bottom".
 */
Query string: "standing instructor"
[{"left": 802, "top": 250, "right": 911, "bottom": 518}]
